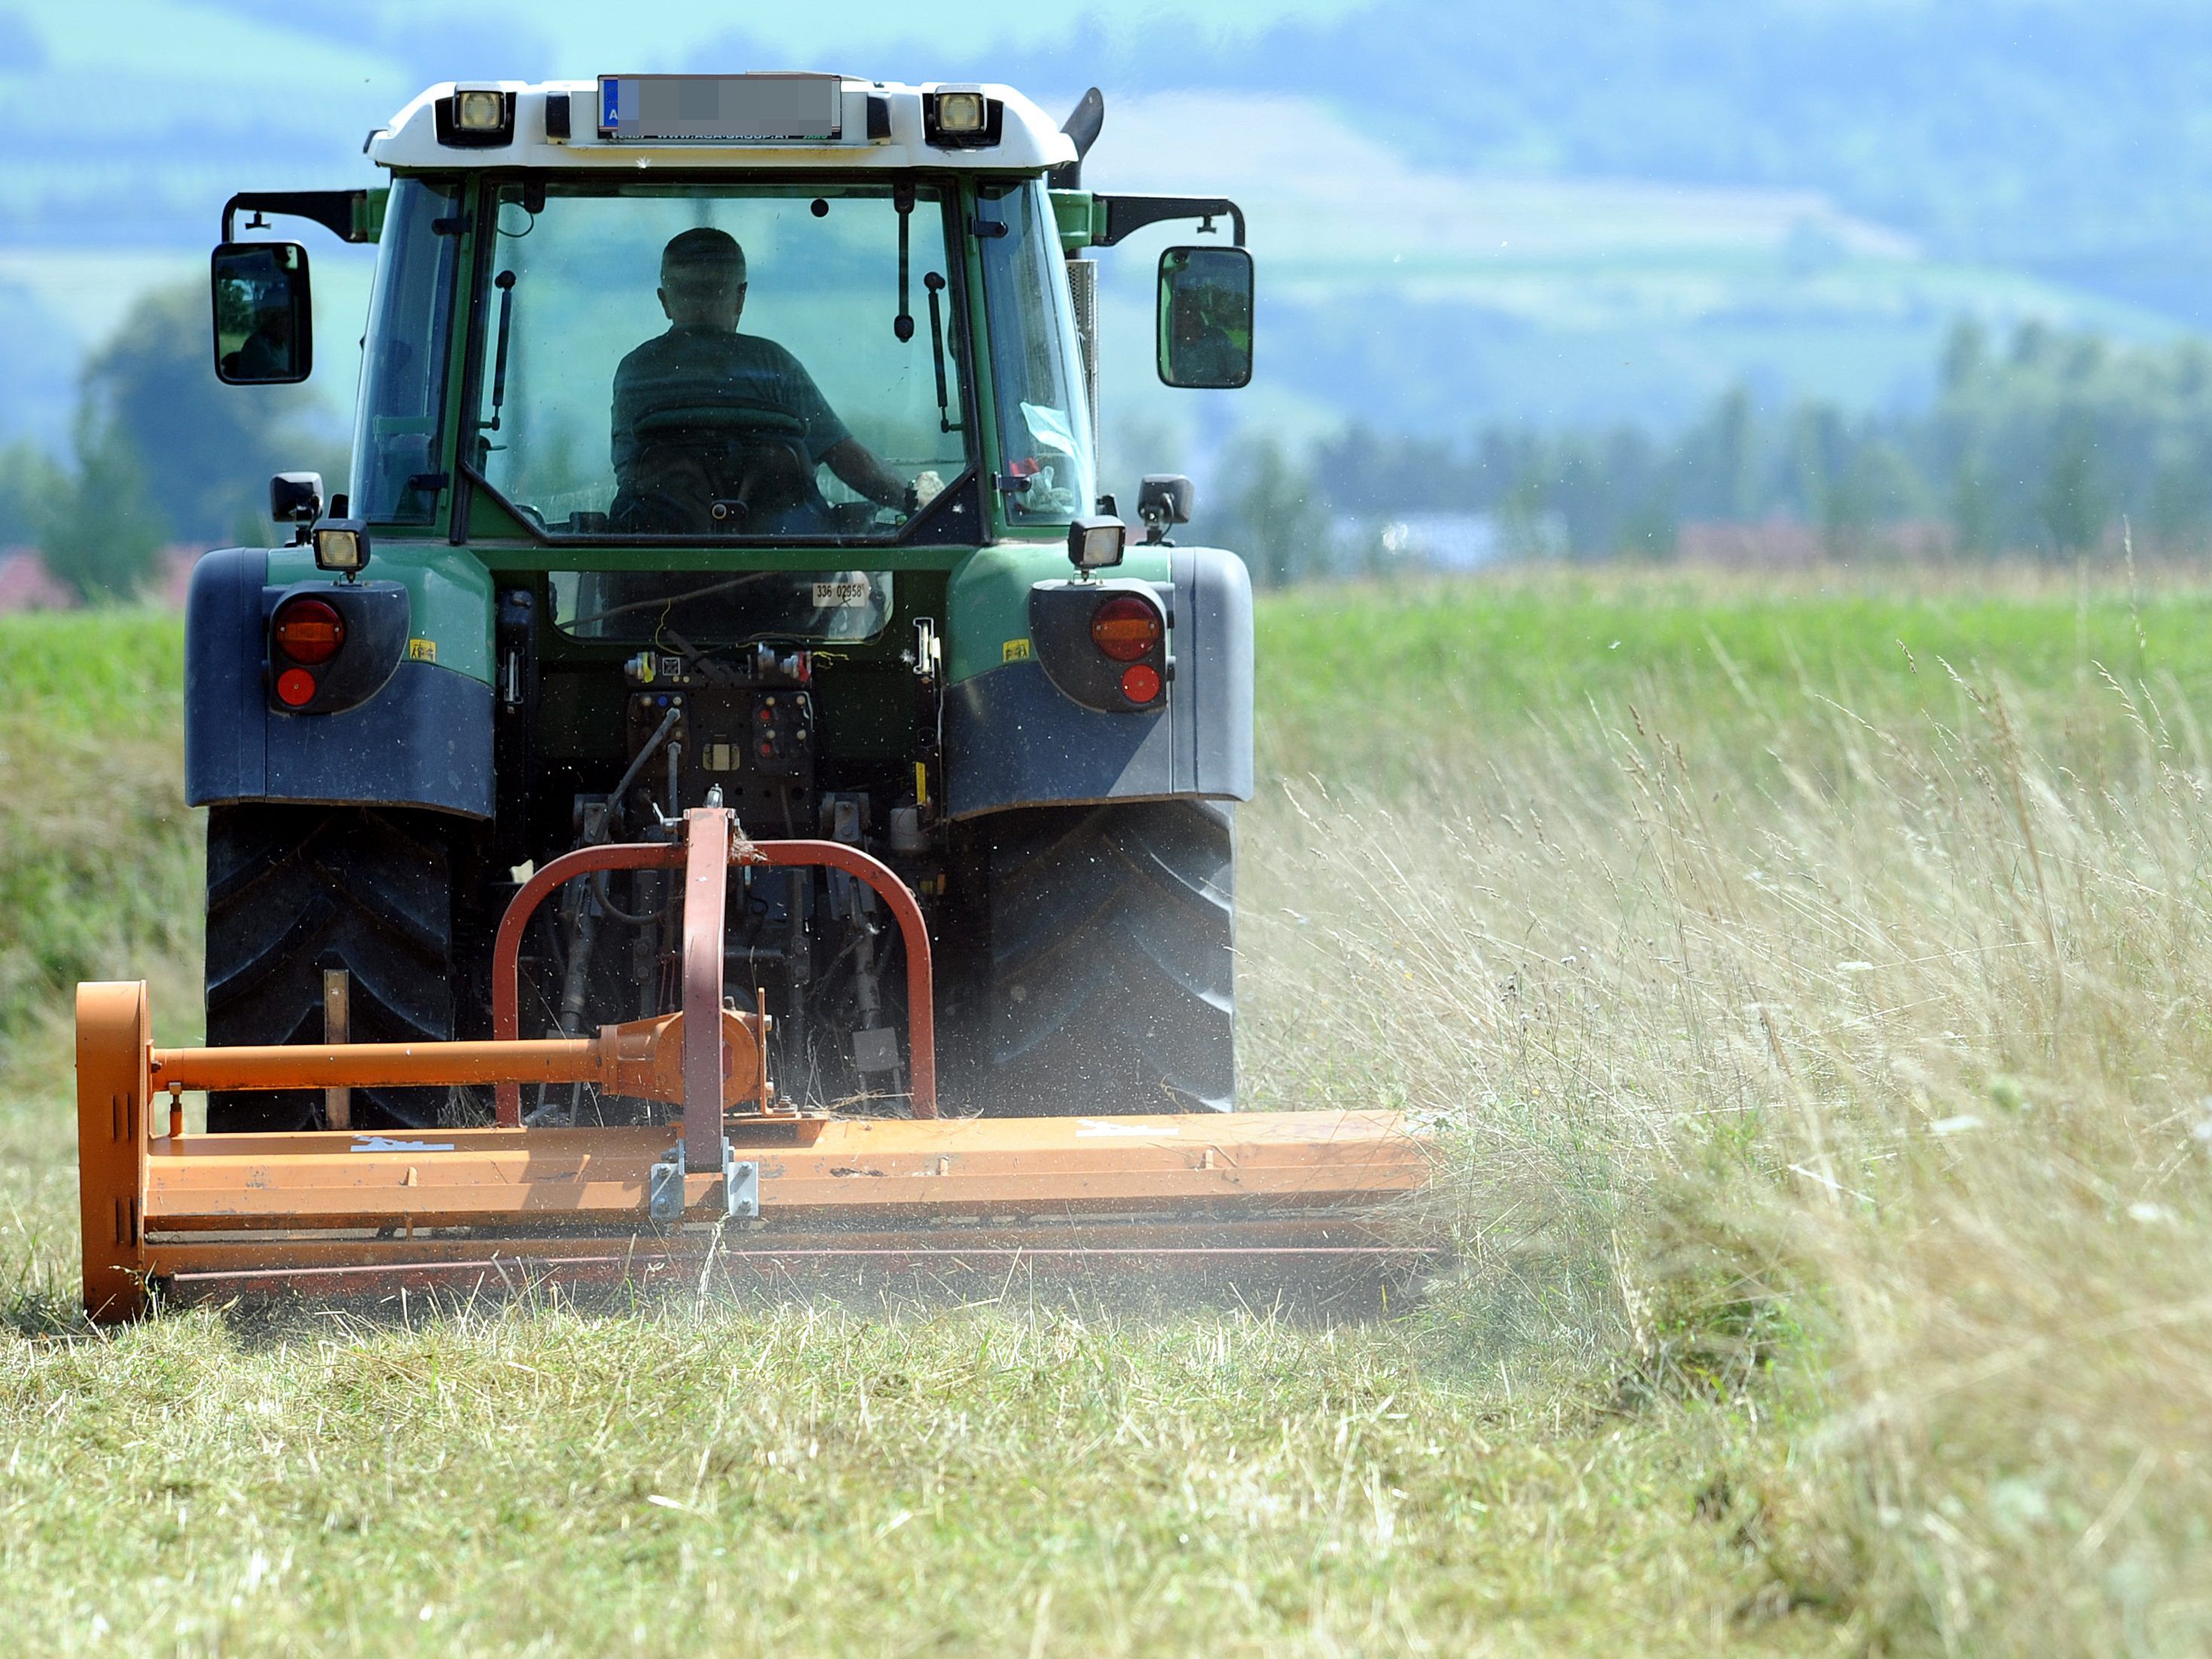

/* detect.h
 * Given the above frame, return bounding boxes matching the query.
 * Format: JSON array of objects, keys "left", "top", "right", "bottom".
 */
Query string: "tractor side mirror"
[
  {"left": 269, "top": 472, "right": 324, "bottom": 526},
  {"left": 1137, "top": 475, "right": 1193, "bottom": 544},
  {"left": 1156, "top": 246, "right": 1252, "bottom": 390},
  {"left": 211, "top": 242, "right": 313, "bottom": 385}
]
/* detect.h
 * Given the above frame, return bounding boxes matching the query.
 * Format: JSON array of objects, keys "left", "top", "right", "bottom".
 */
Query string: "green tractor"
[{"left": 193, "top": 75, "right": 1255, "bottom": 1130}]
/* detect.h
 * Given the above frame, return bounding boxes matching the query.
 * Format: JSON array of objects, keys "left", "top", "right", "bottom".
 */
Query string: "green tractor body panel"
[
  {"left": 266, "top": 539, "right": 496, "bottom": 686},
  {"left": 943, "top": 541, "right": 1173, "bottom": 684}
]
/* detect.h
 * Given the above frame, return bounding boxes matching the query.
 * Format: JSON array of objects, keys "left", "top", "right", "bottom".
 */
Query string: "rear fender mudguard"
[
  {"left": 943, "top": 542, "right": 1253, "bottom": 819},
  {"left": 185, "top": 545, "right": 495, "bottom": 819}
]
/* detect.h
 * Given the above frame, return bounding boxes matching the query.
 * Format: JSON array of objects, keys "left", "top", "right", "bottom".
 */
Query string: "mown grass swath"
[{"left": 6, "top": 573, "right": 2212, "bottom": 1651}]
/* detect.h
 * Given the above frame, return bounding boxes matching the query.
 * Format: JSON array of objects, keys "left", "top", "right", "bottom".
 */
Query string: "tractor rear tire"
[
  {"left": 952, "top": 800, "right": 1235, "bottom": 1114},
  {"left": 203, "top": 804, "right": 460, "bottom": 1132}
]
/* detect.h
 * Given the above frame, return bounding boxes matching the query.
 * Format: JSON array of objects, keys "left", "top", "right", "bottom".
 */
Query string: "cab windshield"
[
  {"left": 976, "top": 180, "right": 1097, "bottom": 525},
  {"left": 467, "top": 180, "right": 972, "bottom": 541},
  {"left": 353, "top": 176, "right": 464, "bottom": 525}
]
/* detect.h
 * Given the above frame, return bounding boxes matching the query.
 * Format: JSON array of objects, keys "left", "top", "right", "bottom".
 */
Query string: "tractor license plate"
[{"left": 597, "top": 75, "right": 843, "bottom": 142}]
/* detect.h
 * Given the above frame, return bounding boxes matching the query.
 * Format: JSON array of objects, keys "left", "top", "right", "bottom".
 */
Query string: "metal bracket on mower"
[
  {"left": 649, "top": 1138, "right": 761, "bottom": 1223},
  {"left": 490, "top": 808, "right": 939, "bottom": 1126}
]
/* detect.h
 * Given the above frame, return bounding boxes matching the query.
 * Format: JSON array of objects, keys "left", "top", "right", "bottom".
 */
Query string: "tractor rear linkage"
[{"left": 75, "top": 808, "right": 1429, "bottom": 1321}]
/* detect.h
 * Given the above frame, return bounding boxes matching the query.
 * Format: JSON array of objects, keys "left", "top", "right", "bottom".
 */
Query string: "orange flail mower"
[{"left": 75, "top": 808, "right": 1430, "bottom": 1320}]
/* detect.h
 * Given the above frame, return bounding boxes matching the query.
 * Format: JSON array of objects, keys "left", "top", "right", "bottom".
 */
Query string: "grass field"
[{"left": 7, "top": 569, "right": 2212, "bottom": 1653}]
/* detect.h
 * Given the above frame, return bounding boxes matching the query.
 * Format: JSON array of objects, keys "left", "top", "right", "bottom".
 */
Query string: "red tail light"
[
  {"left": 1120, "top": 663, "right": 1162, "bottom": 704},
  {"left": 1090, "top": 594, "right": 1161, "bottom": 662},
  {"left": 273, "top": 597, "right": 346, "bottom": 665}
]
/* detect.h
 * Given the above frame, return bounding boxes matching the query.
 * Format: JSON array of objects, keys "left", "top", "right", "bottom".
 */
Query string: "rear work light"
[
  {"left": 454, "top": 87, "right": 507, "bottom": 132},
  {"left": 1089, "top": 594, "right": 1162, "bottom": 662},
  {"left": 311, "top": 520, "right": 369, "bottom": 573},
  {"left": 923, "top": 87, "right": 1004, "bottom": 148},
  {"left": 436, "top": 87, "right": 516, "bottom": 147},
  {"left": 273, "top": 597, "right": 346, "bottom": 665},
  {"left": 935, "top": 91, "right": 986, "bottom": 133}
]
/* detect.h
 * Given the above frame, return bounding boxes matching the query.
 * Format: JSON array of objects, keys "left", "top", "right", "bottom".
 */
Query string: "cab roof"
[{"left": 368, "top": 78, "right": 1077, "bottom": 174}]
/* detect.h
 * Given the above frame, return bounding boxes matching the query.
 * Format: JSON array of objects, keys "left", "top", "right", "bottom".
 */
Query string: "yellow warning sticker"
[
  {"left": 407, "top": 637, "right": 437, "bottom": 662},
  {"left": 1001, "top": 637, "right": 1031, "bottom": 663}
]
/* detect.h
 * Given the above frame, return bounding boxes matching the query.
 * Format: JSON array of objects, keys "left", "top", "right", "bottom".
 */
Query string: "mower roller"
[{"left": 76, "top": 808, "right": 1428, "bottom": 1321}]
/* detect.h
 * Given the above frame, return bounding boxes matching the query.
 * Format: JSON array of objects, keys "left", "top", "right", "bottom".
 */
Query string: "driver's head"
[{"left": 658, "top": 228, "right": 748, "bottom": 329}]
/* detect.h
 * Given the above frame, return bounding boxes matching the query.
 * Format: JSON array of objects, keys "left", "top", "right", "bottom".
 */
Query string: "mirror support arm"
[
  {"left": 221, "top": 191, "right": 376, "bottom": 245},
  {"left": 1094, "top": 195, "right": 1246, "bottom": 249}
]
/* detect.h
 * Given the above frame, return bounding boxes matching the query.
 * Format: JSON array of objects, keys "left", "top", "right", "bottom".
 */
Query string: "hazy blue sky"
[{"left": 5, "top": 0, "right": 2210, "bottom": 453}]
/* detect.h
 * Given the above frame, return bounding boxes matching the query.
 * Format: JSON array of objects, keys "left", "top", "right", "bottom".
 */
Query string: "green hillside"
[{"left": 7, "top": 2, "right": 2212, "bottom": 444}]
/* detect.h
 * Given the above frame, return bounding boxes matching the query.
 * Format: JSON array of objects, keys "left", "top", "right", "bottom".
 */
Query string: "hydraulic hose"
[
  {"left": 599, "top": 704, "right": 682, "bottom": 845},
  {"left": 555, "top": 704, "right": 684, "bottom": 1040}
]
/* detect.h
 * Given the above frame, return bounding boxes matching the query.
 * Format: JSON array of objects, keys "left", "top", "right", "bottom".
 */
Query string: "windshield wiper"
[
  {"left": 486, "top": 268, "right": 518, "bottom": 435},
  {"left": 892, "top": 184, "right": 915, "bottom": 343},
  {"left": 924, "top": 271, "right": 959, "bottom": 434}
]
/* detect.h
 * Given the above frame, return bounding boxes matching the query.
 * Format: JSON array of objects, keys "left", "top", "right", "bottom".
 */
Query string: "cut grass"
[
  {"left": 7, "top": 568, "right": 2212, "bottom": 1653},
  {"left": 0, "top": 1301, "right": 1820, "bottom": 1656}
]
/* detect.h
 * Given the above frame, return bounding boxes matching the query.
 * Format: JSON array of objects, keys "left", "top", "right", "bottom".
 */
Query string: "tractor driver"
[
  {"left": 225, "top": 295, "right": 295, "bottom": 381},
  {"left": 610, "top": 227, "right": 914, "bottom": 529}
]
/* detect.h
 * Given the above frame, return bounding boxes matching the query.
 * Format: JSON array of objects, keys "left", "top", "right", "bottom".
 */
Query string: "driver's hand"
[{"left": 913, "top": 469, "right": 945, "bottom": 507}]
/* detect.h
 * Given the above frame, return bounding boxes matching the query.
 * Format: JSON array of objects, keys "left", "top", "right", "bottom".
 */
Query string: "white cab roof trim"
[{"left": 369, "top": 79, "right": 1076, "bottom": 173}]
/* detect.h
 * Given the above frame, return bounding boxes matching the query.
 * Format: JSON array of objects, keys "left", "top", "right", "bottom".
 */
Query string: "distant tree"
[
  {"left": 1948, "top": 457, "right": 1996, "bottom": 557},
  {"left": 2149, "top": 432, "right": 2212, "bottom": 549},
  {"left": 1674, "top": 386, "right": 1758, "bottom": 522},
  {"left": 2009, "top": 320, "right": 2055, "bottom": 371},
  {"left": 40, "top": 408, "right": 167, "bottom": 603},
  {"left": 1221, "top": 435, "right": 1330, "bottom": 586},
  {"left": 2037, "top": 411, "right": 2108, "bottom": 555},
  {"left": 1591, "top": 427, "right": 1673, "bottom": 558},
  {"left": 1790, "top": 404, "right": 1861, "bottom": 555},
  {"left": 81, "top": 283, "right": 343, "bottom": 545},
  {"left": 1260, "top": 317, "right": 2212, "bottom": 573},
  {"left": 1939, "top": 319, "right": 1988, "bottom": 394},
  {"left": 1498, "top": 469, "right": 1557, "bottom": 560},
  {"left": 0, "top": 440, "right": 64, "bottom": 548}
]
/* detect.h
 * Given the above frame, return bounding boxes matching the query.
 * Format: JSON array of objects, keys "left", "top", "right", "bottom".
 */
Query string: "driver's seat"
[{"left": 612, "top": 404, "right": 830, "bottom": 535}]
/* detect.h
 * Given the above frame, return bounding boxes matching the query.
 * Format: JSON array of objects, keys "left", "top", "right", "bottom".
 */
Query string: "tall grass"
[
  {"left": 1241, "top": 580, "right": 2212, "bottom": 1649},
  {"left": 0, "top": 613, "right": 198, "bottom": 1049},
  {"left": 5, "top": 580, "right": 2212, "bottom": 1649},
  {"left": 0, "top": 613, "right": 199, "bottom": 1324}
]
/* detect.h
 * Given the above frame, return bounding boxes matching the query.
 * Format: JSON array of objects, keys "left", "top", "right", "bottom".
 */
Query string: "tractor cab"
[{"left": 212, "top": 78, "right": 1251, "bottom": 556}]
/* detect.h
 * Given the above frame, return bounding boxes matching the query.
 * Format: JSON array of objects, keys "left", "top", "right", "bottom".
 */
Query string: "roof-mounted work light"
[
  {"left": 924, "top": 87, "right": 1003, "bottom": 148},
  {"left": 436, "top": 86, "right": 515, "bottom": 147},
  {"left": 454, "top": 88, "right": 506, "bottom": 130},
  {"left": 936, "top": 92, "right": 985, "bottom": 133}
]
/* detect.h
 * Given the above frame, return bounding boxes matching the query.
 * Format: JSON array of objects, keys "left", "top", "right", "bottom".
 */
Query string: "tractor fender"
[
  {"left": 942, "top": 542, "right": 1253, "bottom": 820},
  {"left": 184, "top": 545, "right": 494, "bottom": 820}
]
